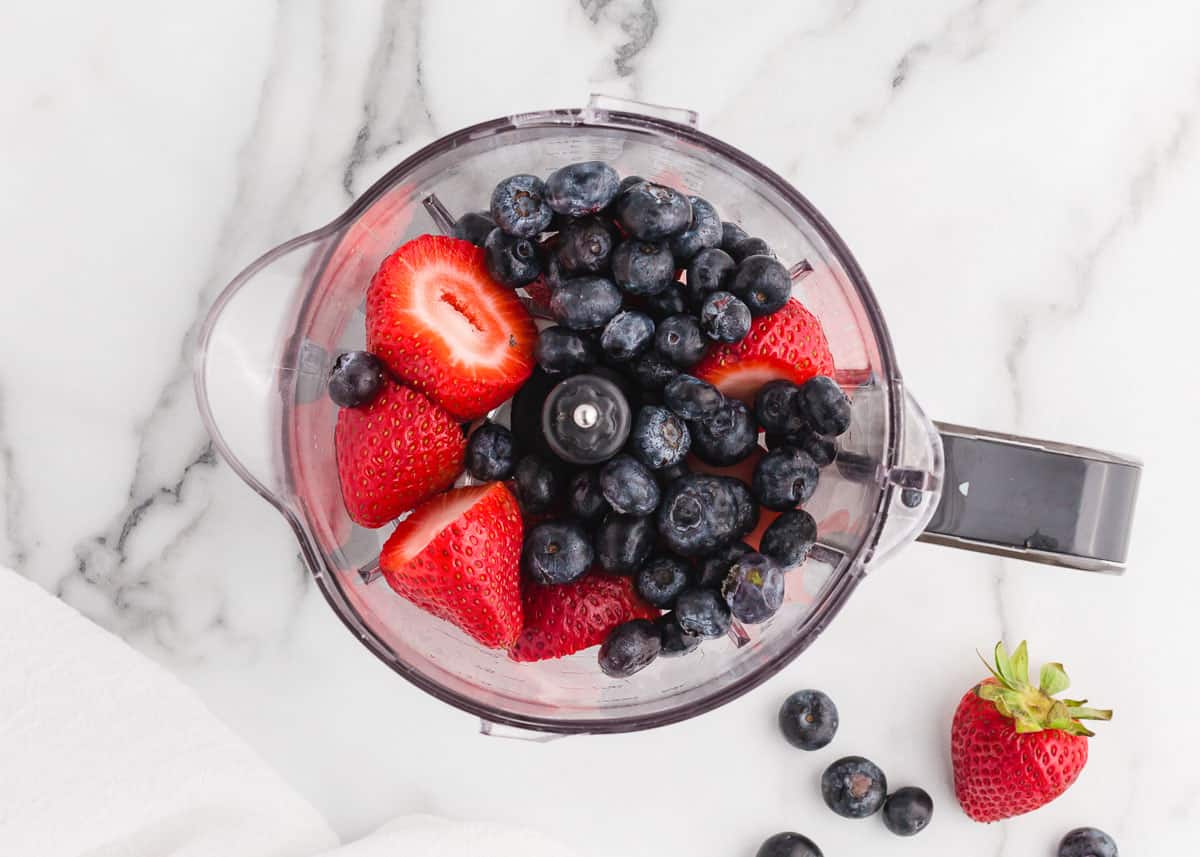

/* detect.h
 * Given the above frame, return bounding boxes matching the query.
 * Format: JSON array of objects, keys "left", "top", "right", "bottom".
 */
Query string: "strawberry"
[
  {"left": 335, "top": 379, "right": 465, "bottom": 528},
  {"left": 380, "top": 482, "right": 524, "bottom": 648},
  {"left": 693, "top": 299, "right": 835, "bottom": 405},
  {"left": 951, "top": 641, "right": 1112, "bottom": 823},
  {"left": 366, "top": 234, "right": 537, "bottom": 420},
  {"left": 509, "top": 573, "right": 659, "bottom": 662}
]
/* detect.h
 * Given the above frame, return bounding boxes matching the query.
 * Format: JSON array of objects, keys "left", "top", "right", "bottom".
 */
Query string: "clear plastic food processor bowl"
[{"left": 195, "top": 96, "right": 1141, "bottom": 736}]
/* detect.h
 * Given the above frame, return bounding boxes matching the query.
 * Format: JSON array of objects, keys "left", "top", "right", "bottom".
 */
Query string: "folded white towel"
[{"left": 0, "top": 569, "right": 577, "bottom": 857}]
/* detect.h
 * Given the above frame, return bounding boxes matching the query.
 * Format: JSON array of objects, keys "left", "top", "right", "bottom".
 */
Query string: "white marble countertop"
[{"left": 3, "top": 1, "right": 1198, "bottom": 854}]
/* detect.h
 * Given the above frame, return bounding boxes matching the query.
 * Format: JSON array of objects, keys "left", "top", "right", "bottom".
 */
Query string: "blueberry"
[
  {"left": 668, "top": 196, "right": 722, "bottom": 263},
  {"left": 612, "top": 239, "right": 675, "bottom": 296},
  {"left": 328, "top": 351, "right": 384, "bottom": 408},
  {"left": 535, "top": 326, "right": 599, "bottom": 374},
  {"left": 513, "top": 454, "right": 559, "bottom": 514},
  {"left": 600, "top": 454, "right": 661, "bottom": 515},
  {"left": 641, "top": 283, "right": 688, "bottom": 320},
  {"left": 756, "top": 833, "right": 823, "bottom": 857},
  {"left": 616, "top": 174, "right": 645, "bottom": 197},
  {"left": 549, "top": 276, "right": 623, "bottom": 330},
  {"left": 656, "top": 612, "right": 701, "bottom": 657},
  {"left": 521, "top": 520, "right": 594, "bottom": 585},
  {"left": 692, "top": 540, "right": 752, "bottom": 588},
  {"left": 722, "top": 552, "right": 784, "bottom": 622},
  {"left": 720, "top": 221, "right": 749, "bottom": 254},
  {"left": 674, "top": 587, "right": 732, "bottom": 638},
  {"left": 730, "top": 236, "right": 776, "bottom": 262},
  {"left": 490, "top": 174, "right": 553, "bottom": 237},
  {"left": 1058, "top": 827, "right": 1118, "bottom": 857},
  {"left": 484, "top": 228, "right": 541, "bottom": 287},
  {"left": 546, "top": 161, "right": 620, "bottom": 218},
  {"left": 555, "top": 216, "right": 616, "bottom": 274},
  {"left": 821, "top": 756, "right": 887, "bottom": 819},
  {"left": 631, "top": 351, "right": 680, "bottom": 391},
  {"left": 732, "top": 255, "right": 791, "bottom": 316},
  {"left": 541, "top": 373, "right": 632, "bottom": 465},
  {"left": 599, "top": 310, "right": 656, "bottom": 362},
  {"left": 656, "top": 460, "right": 690, "bottom": 486},
  {"left": 796, "top": 429, "right": 838, "bottom": 467},
  {"left": 629, "top": 405, "right": 690, "bottom": 470},
  {"left": 699, "top": 291, "right": 752, "bottom": 343},
  {"left": 616, "top": 182, "right": 693, "bottom": 240},
  {"left": 882, "top": 787, "right": 934, "bottom": 837},
  {"left": 598, "top": 619, "right": 661, "bottom": 677},
  {"left": 636, "top": 553, "right": 690, "bottom": 608},
  {"left": 466, "top": 422, "right": 516, "bottom": 481},
  {"left": 901, "top": 487, "right": 923, "bottom": 508},
  {"left": 689, "top": 399, "right": 758, "bottom": 466},
  {"left": 752, "top": 447, "right": 820, "bottom": 511},
  {"left": 761, "top": 509, "right": 818, "bottom": 567},
  {"left": 754, "top": 380, "right": 806, "bottom": 435},
  {"left": 684, "top": 247, "right": 735, "bottom": 307},
  {"left": 778, "top": 689, "right": 839, "bottom": 751},
  {"left": 655, "top": 314, "right": 707, "bottom": 367},
  {"left": 451, "top": 210, "right": 496, "bottom": 246},
  {"left": 799, "top": 376, "right": 851, "bottom": 436},
  {"left": 595, "top": 513, "right": 655, "bottom": 574},
  {"left": 568, "top": 469, "right": 611, "bottom": 524},
  {"left": 663, "top": 374, "right": 723, "bottom": 421},
  {"left": 727, "top": 476, "right": 760, "bottom": 537},
  {"left": 656, "top": 474, "right": 743, "bottom": 556}
]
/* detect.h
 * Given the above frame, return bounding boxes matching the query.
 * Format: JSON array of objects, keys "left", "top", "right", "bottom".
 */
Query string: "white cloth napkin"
[{"left": 0, "top": 569, "right": 577, "bottom": 857}]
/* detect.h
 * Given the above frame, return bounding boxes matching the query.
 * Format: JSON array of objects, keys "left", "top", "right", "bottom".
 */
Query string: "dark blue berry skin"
[
  {"left": 756, "top": 832, "right": 823, "bottom": 857},
  {"left": 656, "top": 474, "right": 743, "bottom": 556},
  {"left": 641, "top": 284, "right": 688, "bottom": 320},
  {"left": 631, "top": 351, "right": 680, "bottom": 391},
  {"left": 699, "top": 291, "right": 752, "bottom": 343},
  {"left": 630, "top": 405, "right": 690, "bottom": 470},
  {"left": 761, "top": 509, "right": 818, "bottom": 567},
  {"left": 636, "top": 553, "right": 690, "bottom": 608},
  {"left": 599, "top": 454, "right": 661, "bottom": 515},
  {"left": 900, "top": 488, "right": 923, "bottom": 508},
  {"left": 778, "top": 689, "right": 839, "bottom": 751},
  {"left": 535, "top": 326, "right": 599, "bottom": 374},
  {"left": 545, "top": 161, "right": 620, "bottom": 218},
  {"left": 514, "top": 455, "right": 560, "bottom": 514},
  {"left": 684, "top": 247, "right": 735, "bottom": 307},
  {"left": 466, "top": 422, "right": 516, "bottom": 481},
  {"left": 674, "top": 587, "right": 732, "bottom": 638},
  {"left": 882, "top": 787, "right": 934, "bottom": 837},
  {"left": 728, "top": 477, "right": 760, "bottom": 538},
  {"left": 689, "top": 399, "right": 759, "bottom": 466},
  {"left": 451, "top": 210, "right": 496, "bottom": 246},
  {"left": 490, "top": 174, "right": 553, "bottom": 237},
  {"left": 599, "top": 619, "right": 661, "bottom": 677},
  {"left": 668, "top": 196, "right": 722, "bottom": 263},
  {"left": 328, "top": 351, "right": 384, "bottom": 408},
  {"left": 730, "top": 236, "right": 776, "bottom": 262},
  {"left": 600, "top": 310, "right": 655, "bottom": 362},
  {"left": 723, "top": 552, "right": 784, "bottom": 622},
  {"left": 798, "top": 430, "right": 837, "bottom": 467},
  {"left": 550, "top": 276, "right": 623, "bottom": 331},
  {"left": 521, "top": 520, "right": 594, "bottom": 585},
  {"left": 656, "top": 460, "right": 690, "bottom": 487},
  {"left": 655, "top": 314, "right": 708, "bottom": 368},
  {"left": 720, "top": 221, "right": 749, "bottom": 254},
  {"left": 616, "top": 182, "right": 693, "bottom": 240},
  {"left": 753, "top": 447, "right": 820, "bottom": 511},
  {"left": 692, "top": 540, "right": 752, "bottom": 589},
  {"left": 612, "top": 239, "right": 675, "bottom": 296},
  {"left": 1058, "top": 827, "right": 1117, "bottom": 857},
  {"left": 754, "top": 380, "right": 806, "bottom": 435},
  {"left": 799, "top": 375, "right": 852, "bottom": 436},
  {"left": 568, "top": 469, "right": 611, "bottom": 524},
  {"left": 656, "top": 612, "right": 701, "bottom": 656},
  {"left": 555, "top": 216, "right": 616, "bottom": 274},
  {"left": 821, "top": 756, "right": 887, "bottom": 819},
  {"left": 484, "top": 228, "right": 541, "bottom": 287},
  {"left": 732, "top": 254, "right": 792, "bottom": 316},
  {"left": 616, "top": 174, "right": 645, "bottom": 197},
  {"left": 595, "top": 513, "right": 655, "bottom": 574},
  {"left": 663, "top": 374, "right": 723, "bottom": 421}
]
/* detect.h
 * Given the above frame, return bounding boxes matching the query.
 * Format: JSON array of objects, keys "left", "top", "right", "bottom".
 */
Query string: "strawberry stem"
[{"left": 974, "top": 641, "right": 1112, "bottom": 737}]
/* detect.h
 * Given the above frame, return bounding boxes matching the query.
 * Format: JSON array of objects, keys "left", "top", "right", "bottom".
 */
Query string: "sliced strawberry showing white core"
[
  {"left": 700, "top": 359, "right": 805, "bottom": 406},
  {"left": 385, "top": 484, "right": 493, "bottom": 561}
]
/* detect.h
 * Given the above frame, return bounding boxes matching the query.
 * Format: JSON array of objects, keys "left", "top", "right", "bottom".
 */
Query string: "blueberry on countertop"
[
  {"left": 513, "top": 454, "right": 560, "bottom": 515},
  {"left": 799, "top": 375, "right": 852, "bottom": 437},
  {"left": 636, "top": 553, "right": 691, "bottom": 608},
  {"left": 655, "top": 314, "right": 708, "bottom": 367},
  {"left": 595, "top": 513, "right": 655, "bottom": 574},
  {"left": 689, "top": 398, "right": 759, "bottom": 466},
  {"left": 545, "top": 161, "right": 620, "bottom": 218},
  {"left": 612, "top": 239, "right": 675, "bottom": 296},
  {"left": 535, "top": 326, "right": 599, "bottom": 375},
  {"left": 723, "top": 551, "right": 784, "bottom": 622},
  {"left": 616, "top": 181, "right": 693, "bottom": 240},
  {"left": 674, "top": 586, "right": 732, "bottom": 638},
  {"left": 778, "top": 689, "right": 839, "bottom": 751},
  {"left": 821, "top": 756, "right": 888, "bottom": 819},
  {"left": 521, "top": 520, "right": 593, "bottom": 585},
  {"left": 1058, "top": 827, "right": 1118, "bottom": 857},
  {"left": 465, "top": 422, "right": 516, "bottom": 482},
  {"left": 629, "top": 405, "right": 690, "bottom": 470},
  {"left": 328, "top": 351, "right": 384, "bottom": 408},
  {"left": 451, "top": 210, "right": 496, "bottom": 246},
  {"left": 882, "top": 787, "right": 934, "bottom": 837},
  {"left": 752, "top": 446, "right": 820, "bottom": 511},
  {"left": 732, "top": 254, "right": 791, "bottom": 316},
  {"left": 490, "top": 174, "right": 553, "bottom": 237},
  {"left": 755, "top": 832, "right": 823, "bottom": 857},
  {"left": 600, "top": 454, "right": 661, "bottom": 515},
  {"left": 668, "top": 195, "right": 722, "bottom": 263},
  {"left": 600, "top": 310, "right": 656, "bottom": 362},
  {"left": 484, "top": 228, "right": 541, "bottom": 287},
  {"left": 760, "top": 509, "right": 818, "bottom": 568},
  {"left": 599, "top": 619, "right": 661, "bottom": 677},
  {"left": 549, "top": 276, "right": 623, "bottom": 331},
  {"left": 555, "top": 216, "right": 616, "bottom": 274},
  {"left": 699, "top": 290, "right": 751, "bottom": 343},
  {"left": 663, "top": 374, "right": 724, "bottom": 421}
]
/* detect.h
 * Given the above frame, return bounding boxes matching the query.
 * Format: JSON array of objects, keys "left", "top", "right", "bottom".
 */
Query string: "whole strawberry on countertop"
[{"left": 951, "top": 641, "right": 1112, "bottom": 823}]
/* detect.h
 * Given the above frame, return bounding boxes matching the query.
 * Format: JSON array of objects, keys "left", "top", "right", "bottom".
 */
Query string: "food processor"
[{"left": 194, "top": 95, "right": 1141, "bottom": 736}]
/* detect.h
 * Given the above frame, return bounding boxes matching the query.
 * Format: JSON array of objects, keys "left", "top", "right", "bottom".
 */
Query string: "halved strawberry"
[
  {"left": 335, "top": 379, "right": 465, "bottom": 528},
  {"left": 693, "top": 299, "right": 835, "bottom": 405},
  {"left": 509, "top": 573, "right": 659, "bottom": 662},
  {"left": 366, "top": 235, "right": 537, "bottom": 420},
  {"left": 380, "top": 483, "right": 524, "bottom": 648}
]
